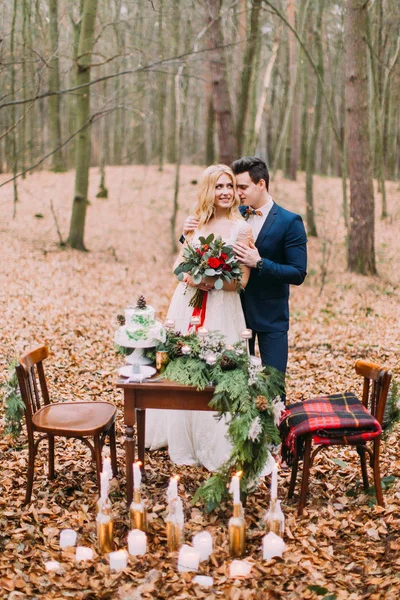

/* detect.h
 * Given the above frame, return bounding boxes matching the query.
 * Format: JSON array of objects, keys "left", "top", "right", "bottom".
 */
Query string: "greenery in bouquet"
[{"left": 174, "top": 233, "right": 243, "bottom": 309}]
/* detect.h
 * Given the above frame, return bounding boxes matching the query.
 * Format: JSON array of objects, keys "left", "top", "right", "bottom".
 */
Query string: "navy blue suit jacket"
[{"left": 239, "top": 203, "right": 307, "bottom": 333}]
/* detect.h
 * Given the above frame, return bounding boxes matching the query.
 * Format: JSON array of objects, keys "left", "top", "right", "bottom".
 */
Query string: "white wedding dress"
[{"left": 145, "top": 219, "right": 252, "bottom": 471}]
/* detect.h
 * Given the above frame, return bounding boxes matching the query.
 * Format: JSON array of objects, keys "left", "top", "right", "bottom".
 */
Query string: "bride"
[{"left": 145, "top": 164, "right": 253, "bottom": 470}]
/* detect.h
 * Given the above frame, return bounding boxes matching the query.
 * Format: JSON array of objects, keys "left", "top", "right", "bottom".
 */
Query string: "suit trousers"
[{"left": 249, "top": 330, "right": 288, "bottom": 373}]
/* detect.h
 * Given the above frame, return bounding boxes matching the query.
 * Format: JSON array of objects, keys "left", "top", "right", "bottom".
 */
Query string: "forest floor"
[{"left": 0, "top": 166, "right": 399, "bottom": 600}]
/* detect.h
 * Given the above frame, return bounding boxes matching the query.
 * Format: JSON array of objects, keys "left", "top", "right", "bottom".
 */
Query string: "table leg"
[
  {"left": 136, "top": 408, "right": 146, "bottom": 480},
  {"left": 125, "top": 424, "right": 135, "bottom": 506}
]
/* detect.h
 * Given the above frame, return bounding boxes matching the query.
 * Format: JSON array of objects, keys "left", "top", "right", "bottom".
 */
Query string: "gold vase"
[
  {"left": 264, "top": 498, "right": 284, "bottom": 538},
  {"left": 130, "top": 490, "right": 147, "bottom": 532},
  {"left": 156, "top": 351, "right": 169, "bottom": 371},
  {"left": 96, "top": 514, "right": 114, "bottom": 553},
  {"left": 229, "top": 503, "right": 246, "bottom": 557},
  {"left": 166, "top": 521, "right": 183, "bottom": 552}
]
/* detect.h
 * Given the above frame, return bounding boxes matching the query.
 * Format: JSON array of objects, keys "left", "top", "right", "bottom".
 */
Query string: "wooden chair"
[
  {"left": 16, "top": 345, "right": 118, "bottom": 505},
  {"left": 287, "top": 360, "right": 392, "bottom": 515}
]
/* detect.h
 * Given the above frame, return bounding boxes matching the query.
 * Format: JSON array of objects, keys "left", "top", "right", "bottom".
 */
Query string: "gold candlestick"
[
  {"left": 130, "top": 489, "right": 147, "bottom": 532},
  {"left": 229, "top": 503, "right": 246, "bottom": 557},
  {"left": 264, "top": 498, "right": 285, "bottom": 538},
  {"left": 166, "top": 521, "right": 183, "bottom": 552},
  {"left": 96, "top": 513, "right": 114, "bottom": 553}
]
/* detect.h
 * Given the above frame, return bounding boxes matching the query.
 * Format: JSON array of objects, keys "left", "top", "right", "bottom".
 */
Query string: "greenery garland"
[
  {"left": 159, "top": 332, "right": 284, "bottom": 512},
  {"left": 1, "top": 360, "right": 25, "bottom": 437}
]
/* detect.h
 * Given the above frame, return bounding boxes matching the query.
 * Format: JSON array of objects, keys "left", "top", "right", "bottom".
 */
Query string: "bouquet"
[{"left": 174, "top": 233, "right": 243, "bottom": 309}]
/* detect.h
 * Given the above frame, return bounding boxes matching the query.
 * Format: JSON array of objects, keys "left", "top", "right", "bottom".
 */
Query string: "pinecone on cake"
[
  {"left": 255, "top": 395, "right": 269, "bottom": 411},
  {"left": 117, "top": 313, "right": 125, "bottom": 326},
  {"left": 136, "top": 295, "right": 147, "bottom": 309}
]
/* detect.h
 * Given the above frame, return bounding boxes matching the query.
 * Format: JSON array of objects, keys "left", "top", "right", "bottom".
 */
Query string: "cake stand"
[{"left": 115, "top": 328, "right": 165, "bottom": 366}]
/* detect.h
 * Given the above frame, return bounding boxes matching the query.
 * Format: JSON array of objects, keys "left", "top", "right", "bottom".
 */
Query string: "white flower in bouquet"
[
  {"left": 248, "top": 416, "right": 263, "bottom": 441},
  {"left": 271, "top": 395, "right": 286, "bottom": 427}
]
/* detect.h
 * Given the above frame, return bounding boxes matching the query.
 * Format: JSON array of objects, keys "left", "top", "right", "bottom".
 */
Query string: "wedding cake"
[{"left": 115, "top": 295, "right": 165, "bottom": 348}]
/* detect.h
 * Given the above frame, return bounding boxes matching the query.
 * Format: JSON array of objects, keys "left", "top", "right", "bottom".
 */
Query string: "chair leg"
[
  {"left": 24, "top": 440, "right": 36, "bottom": 505},
  {"left": 109, "top": 423, "right": 118, "bottom": 477},
  {"left": 356, "top": 445, "right": 369, "bottom": 490},
  {"left": 298, "top": 438, "right": 312, "bottom": 516},
  {"left": 288, "top": 456, "right": 299, "bottom": 499},
  {"left": 48, "top": 435, "right": 55, "bottom": 480},
  {"left": 94, "top": 434, "right": 102, "bottom": 490},
  {"left": 372, "top": 438, "right": 384, "bottom": 507}
]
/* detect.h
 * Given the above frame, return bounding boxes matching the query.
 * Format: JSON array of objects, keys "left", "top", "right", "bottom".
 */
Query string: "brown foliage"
[{"left": 0, "top": 167, "right": 399, "bottom": 599}]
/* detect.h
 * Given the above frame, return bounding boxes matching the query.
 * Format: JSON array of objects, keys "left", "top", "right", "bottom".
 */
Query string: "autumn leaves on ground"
[{"left": 0, "top": 166, "right": 399, "bottom": 600}]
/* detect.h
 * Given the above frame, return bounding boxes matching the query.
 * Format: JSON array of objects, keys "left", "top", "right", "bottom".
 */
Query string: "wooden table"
[{"left": 116, "top": 378, "right": 215, "bottom": 505}]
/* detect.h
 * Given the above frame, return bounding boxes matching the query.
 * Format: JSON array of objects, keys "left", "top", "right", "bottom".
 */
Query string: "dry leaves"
[{"left": 0, "top": 167, "right": 399, "bottom": 599}]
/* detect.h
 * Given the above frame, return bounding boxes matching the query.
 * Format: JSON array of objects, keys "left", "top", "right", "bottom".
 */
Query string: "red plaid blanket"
[{"left": 279, "top": 392, "right": 382, "bottom": 463}]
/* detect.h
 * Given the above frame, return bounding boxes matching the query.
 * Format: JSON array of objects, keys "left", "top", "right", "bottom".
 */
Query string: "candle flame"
[
  {"left": 135, "top": 461, "right": 142, "bottom": 467},
  {"left": 172, "top": 475, "right": 180, "bottom": 481},
  {"left": 235, "top": 471, "right": 243, "bottom": 478}
]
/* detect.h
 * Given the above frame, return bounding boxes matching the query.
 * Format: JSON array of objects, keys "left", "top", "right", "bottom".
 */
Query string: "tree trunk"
[
  {"left": 205, "top": 0, "right": 238, "bottom": 165},
  {"left": 345, "top": 0, "right": 376, "bottom": 275},
  {"left": 287, "top": 0, "right": 300, "bottom": 180},
  {"left": 67, "top": 0, "right": 99, "bottom": 250},
  {"left": 48, "top": 0, "right": 65, "bottom": 171},
  {"left": 10, "top": 0, "right": 19, "bottom": 216},
  {"left": 205, "top": 93, "right": 215, "bottom": 165},
  {"left": 157, "top": 0, "right": 166, "bottom": 171},
  {"left": 305, "top": 0, "right": 324, "bottom": 238},
  {"left": 236, "top": 0, "right": 262, "bottom": 156}
]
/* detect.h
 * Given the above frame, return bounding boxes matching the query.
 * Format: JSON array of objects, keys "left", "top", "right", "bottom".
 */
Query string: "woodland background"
[{"left": 1, "top": 1, "right": 400, "bottom": 599}]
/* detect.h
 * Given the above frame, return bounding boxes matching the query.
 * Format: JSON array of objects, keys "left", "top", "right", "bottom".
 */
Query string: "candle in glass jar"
[
  {"left": 262, "top": 531, "right": 286, "bottom": 560},
  {"left": 190, "top": 316, "right": 201, "bottom": 326},
  {"left": 165, "top": 318, "right": 175, "bottom": 330},
  {"left": 109, "top": 549, "right": 128, "bottom": 571},
  {"left": 192, "top": 531, "right": 213, "bottom": 561},
  {"left": 229, "top": 471, "right": 242, "bottom": 505},
  {"left": 177, "top": 544, "right": 200, "bottom": 572},
  {"left": 133, "top": 461, "right": 142, "bottom": 490},
  {"left": 240, "top": 329, "right": 253, "bottom": 340},
  {"left": 128, "top": 529, "right": 147, "bottom": 556},
  {"left": 197, "top": 327, "right": 208, "bottom": 338},
  {"left": 60, "top": 529, "right": 77, "bottom": 549},
  {"left": 206, "top": 353, "right": 217, "bottom": 366},
  {"left": 181, "top": 345, "right": 191, "bottom": 355}
]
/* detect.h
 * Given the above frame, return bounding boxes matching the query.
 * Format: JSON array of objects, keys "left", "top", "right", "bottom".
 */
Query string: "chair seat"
[{"left": 32, "top": 402, "right": 117, "bottom": 436}]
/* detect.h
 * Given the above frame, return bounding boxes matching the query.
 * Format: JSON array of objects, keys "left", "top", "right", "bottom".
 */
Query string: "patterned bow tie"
[{"left": 244, "top": 207, "right": 263, "bottom": 218}]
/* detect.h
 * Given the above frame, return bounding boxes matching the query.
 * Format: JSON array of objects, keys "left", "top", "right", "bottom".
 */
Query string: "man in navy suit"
[
  {"left": 181, "top": 156, "right": 307, "bottom": 377},
  {"left": 231, "top": 156, "right": 307, "bottom": 375}
]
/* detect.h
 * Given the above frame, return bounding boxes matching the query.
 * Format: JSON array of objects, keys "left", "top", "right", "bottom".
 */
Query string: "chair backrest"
[
  {"left": 16, "top": 346, "right": 51, "bottom": 430},
  {"left": 355, "top": 359, "right": 392, "bottom": 424}
]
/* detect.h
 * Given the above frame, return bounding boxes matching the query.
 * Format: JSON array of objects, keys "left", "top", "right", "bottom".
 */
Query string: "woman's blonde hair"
[{"left": 194, "top": 164, "right": 240, "bottom": 226}]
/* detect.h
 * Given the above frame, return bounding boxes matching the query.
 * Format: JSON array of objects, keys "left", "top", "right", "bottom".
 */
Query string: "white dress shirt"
[{"left": 246, "top": 195, "right": 274, "bottom": 242}]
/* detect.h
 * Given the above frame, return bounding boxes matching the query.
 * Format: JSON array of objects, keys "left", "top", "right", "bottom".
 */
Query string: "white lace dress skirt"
[{"left": 145, "top": 282, "right": 246, "bottom": 471}]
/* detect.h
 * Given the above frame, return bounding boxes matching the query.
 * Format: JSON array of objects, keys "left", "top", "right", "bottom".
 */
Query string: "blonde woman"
[{"left": 146, "top": 164, "right": 253, "bottom": 469}]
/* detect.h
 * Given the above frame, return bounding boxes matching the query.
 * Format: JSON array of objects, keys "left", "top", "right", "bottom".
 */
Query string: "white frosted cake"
[{"left": 115, "top": 297, "right": 165, "bottom": 348}]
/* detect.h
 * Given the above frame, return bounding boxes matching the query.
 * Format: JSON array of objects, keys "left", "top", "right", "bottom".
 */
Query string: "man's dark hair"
[{"left": 231, "top": 156, "right": 270, "bottom": 190}]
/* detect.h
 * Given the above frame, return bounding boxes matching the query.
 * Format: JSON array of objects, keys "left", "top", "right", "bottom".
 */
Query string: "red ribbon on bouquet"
[{"left": 188, "top": 291, "right": 208, "bottom": 331}]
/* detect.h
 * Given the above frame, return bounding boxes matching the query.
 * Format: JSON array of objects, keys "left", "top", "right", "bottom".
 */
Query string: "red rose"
[
  {"left": 220, "top": 253, "right": 228, "bottom": 261},
  {"left": 222, "top": 264, "right": 232, "bottom": 272},
  {"left": 196, "top": 248, "right": 202, "bottom": 254},
  {"left": 208, "top": 257, "right": 221, "bottom": 269}
]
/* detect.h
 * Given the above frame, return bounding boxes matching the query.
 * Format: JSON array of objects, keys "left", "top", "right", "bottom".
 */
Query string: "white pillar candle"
[
  {"left": 100, "top": 471, "right": 109, "bottom": 500},
  {"left": 44, "top": 560, "right": 61, "bottom": 572},
  {"left": 229, "top": 471, "right": 242, "bottom": 505},
  {"left": 128, "top": 529, "right": 147, "bottom": 556},
  {"left": 270, "top": 460, "right": 278, "bottom": 500},
  {"left": 167, "top": 476, "right": 179, "bottom": 501},
  {"left": 262, "top": 531, "right": 286, "bottom": 560},
  {"left": 229, "top": 560, "right": 252, "bottom": 578},
  {"left": 192, "top": 531, "right": 213, "bottom": 561},
  {"left": 109, "top": 549, "right": 128, "bottom": 571},
  {"left": 193, "top": 575, "right": 213, "bottom": 588},
  {"left": 59, "top": 529, "right": 77, "bottom": 549},
  {"left": 133, "top": 461, "right": 142, "bottom": 490},
  {"left": 103, "top": 456, "right": 113, "bottom": 480},
  {"left": 75, "top": 546, "right": 94, "bottom": 561},
  {"left": 177, "top": 544, "right": 200, "bottom": 572}
]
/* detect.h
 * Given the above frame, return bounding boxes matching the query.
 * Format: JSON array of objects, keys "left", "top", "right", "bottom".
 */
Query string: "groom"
[{"left": 182, "top": 156, "right": 307, "bottom": 376}]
